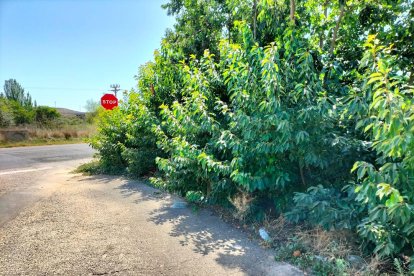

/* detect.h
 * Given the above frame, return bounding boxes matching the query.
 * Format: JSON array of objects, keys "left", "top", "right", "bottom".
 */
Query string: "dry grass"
[
  {"left": 295, "top": 227, "right": 356, "bottom": 259},
  {"left": 228, "top": 192, "right": 255, "bottom": 220},
  {"left": 359, "top": 255, "right": 388, "bottom": 275},
  {"left": 258, "top": 216, "right": 378, "bottom": 274},
  {"left": 0, "top": 124, "right": 96, "bottom": 147},
  {"left": 260, "top": 215, "right": 297, "bottom": 245},
  {"left": 258, "top": 216, "right": 359, "bottom": 257}
]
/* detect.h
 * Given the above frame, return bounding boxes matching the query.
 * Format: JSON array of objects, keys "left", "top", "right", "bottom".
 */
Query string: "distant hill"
[{"left": 55, "top": 108, "right": 86, "bottom": 118}]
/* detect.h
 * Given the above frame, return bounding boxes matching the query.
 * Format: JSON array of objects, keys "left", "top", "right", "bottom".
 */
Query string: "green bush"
[
  {"left": 89, "top": 0, "right": 414, "bottom": 266},
  {"left": 35, "top": 106, "right": 60, "bottom": 126},
  {"left": 150, "top": 25, "right": 364, "bottom": 211},
  {"left": 186, "top": 191, "right": 205, "bottom": 204},
  {"left": 121, "top": 94, "right": 161, "bottom": 177},
  {"left": 347, "top": 37, "right": 414, "bottom": 257},
  {"left": 90, "top": 92, "right": 160, "bottom": 176},
  {"left": 89, "top": 106, "right": 126, "bottom": 173},
  {"left": 286, "top": 185, "right": 365, "bottom": 230},
  {"left": 0, "top": 98, "right": 14, "bottom": 127},
  {"left": 9, "top": 101, "right": 34, "bottom": 125},
  {"left": 150, "top": 50, "right": 229, "bottom": 200}
]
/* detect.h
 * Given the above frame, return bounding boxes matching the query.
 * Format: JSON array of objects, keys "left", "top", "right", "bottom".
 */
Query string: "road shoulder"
[{"left": 0, "top": 173, "right": 303, "bottom": 275}]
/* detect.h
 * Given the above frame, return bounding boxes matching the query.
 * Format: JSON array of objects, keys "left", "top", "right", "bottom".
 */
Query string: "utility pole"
[{"left": 110, "top": 84, "right": 120, "bottom": 97}]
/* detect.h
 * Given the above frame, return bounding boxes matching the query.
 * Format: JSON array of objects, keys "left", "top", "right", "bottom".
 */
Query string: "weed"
[{"left": 74, "top": 160, "right": 102, "bottom": 175}]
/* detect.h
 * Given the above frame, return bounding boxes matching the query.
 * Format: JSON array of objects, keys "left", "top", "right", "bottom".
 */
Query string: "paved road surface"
[
  {"left": 0, "top": 143, "right": 94, "bottom": 171},
  {"left": 0, "top": 144, "right": 302, "bottom": 275},
  {"left": 0, "top": 144, "right": 94, "bottom": 225}
]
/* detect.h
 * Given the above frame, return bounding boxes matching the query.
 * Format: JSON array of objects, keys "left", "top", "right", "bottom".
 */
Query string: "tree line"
[{"left": 0, "top": 79, "right": 60, "bottom": 127}]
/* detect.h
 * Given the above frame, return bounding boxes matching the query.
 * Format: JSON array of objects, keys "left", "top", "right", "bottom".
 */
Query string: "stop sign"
[{"left": 101, "top": 94, "right": 118, "bottom": 110}]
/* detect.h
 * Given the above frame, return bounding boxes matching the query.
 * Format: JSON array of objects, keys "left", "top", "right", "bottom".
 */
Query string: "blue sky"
[{"left": 0, "top": 0, "right": 175, "bottom": 111}]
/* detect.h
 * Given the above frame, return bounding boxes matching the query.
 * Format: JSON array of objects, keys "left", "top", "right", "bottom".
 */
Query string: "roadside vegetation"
[
  {"left": 85, "top": 0, "right": 414, "bottom": 274},
  {"left": 0, "top": 79, "right": 98, "bottom": 147}
]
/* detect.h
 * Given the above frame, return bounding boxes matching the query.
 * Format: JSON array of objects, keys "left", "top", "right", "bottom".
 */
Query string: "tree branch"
[
  {"left": 319, "top": 0, "right": 329, "bottom": 49},
  {"left": 253, "top": 0, "right": 258, "bottom": 39},
  {"left": 290, "top": 0, "right": 296, "bottom": 25},
  {"left": 330, "top": 3, "right": 346, "bottom": 55}
]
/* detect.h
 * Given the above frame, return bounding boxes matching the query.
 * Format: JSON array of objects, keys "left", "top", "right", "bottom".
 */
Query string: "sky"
[{"left": 0, "top": 0, "right": 175, "bottom": 111}]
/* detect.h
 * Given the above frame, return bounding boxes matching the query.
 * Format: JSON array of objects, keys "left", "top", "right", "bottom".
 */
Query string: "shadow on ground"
[{"left": 76, "top": 174, "right": 302, "bottom": 275}]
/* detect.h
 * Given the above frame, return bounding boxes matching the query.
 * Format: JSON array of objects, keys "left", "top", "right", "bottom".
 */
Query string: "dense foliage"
[
  {"left": 91, "top": 0, "right": 414, "bottom": 264},
  {"left": 34, "top": 106, "right": 61, "bottom": 125},
  {"left": 91, "top": 92, "right": 160, "bottom": 176}
]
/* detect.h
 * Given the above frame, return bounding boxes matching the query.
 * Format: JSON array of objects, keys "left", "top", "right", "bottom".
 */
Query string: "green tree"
[
  {"left": 3, "top": 79, "right": 33, "bottom": 107},
  {"left": 162, "top": 0, "right": 228, "bottom": 58},
  {"left": 84, "top": 99, "right": 101, "bottom": 123}
]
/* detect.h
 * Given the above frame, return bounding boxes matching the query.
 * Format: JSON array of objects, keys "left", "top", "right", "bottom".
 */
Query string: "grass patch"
[
  {"left": 74, "top": 159, "right": 127, "bottom": 176},
  {"left": 74, "top": 160, "right": 103, "bottom": 175}
]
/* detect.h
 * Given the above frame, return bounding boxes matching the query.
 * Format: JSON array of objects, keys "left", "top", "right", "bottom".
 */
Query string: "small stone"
[{"left": 171, "top": 201, "right": 187, "bottom": 209}]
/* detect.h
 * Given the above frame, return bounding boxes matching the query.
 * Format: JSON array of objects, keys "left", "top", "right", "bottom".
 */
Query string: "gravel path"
[{"left": 0, "top": 172, "right": 303, "bottom": 275}]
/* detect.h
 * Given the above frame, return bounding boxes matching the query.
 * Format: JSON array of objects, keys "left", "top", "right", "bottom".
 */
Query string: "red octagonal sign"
[{"left": 101, "top": 93, "right": 118, "bottom": 110}]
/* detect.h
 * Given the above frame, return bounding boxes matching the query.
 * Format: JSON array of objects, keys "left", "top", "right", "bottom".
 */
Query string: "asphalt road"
[
  {"left": 0, "top": 144, "right": 94, "bottom": 225},
  {"left": 0, "top": 143, "right": 94, "bottom": 171},
  {"left": 0, "top": 144, "right": 302, "bottom": 275}
]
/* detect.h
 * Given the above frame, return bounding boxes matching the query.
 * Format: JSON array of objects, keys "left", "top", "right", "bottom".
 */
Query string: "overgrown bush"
[
  {"left": 90, "top": 105, "right": 127, "bottom": 174},
  {"left": 348, "top": 37, "right": 414, "bottom": 258},
  {"left": 286, "top": 185, "right": 365, "bottom": 230},
  {"left": 0, "top": 98, "right": 14, "bottom": 127},
  {"left": 90, "top": 92, "right": 160, "bottom": 176},
  {"left": 90, "top": 0, "right": 414, "bottom": 266},
  {"left": 9, "top": 100, "right": 34, "bottom": 125},
  {"left": 35, "top": 106, "right": 60, "bottom": 126},
  {"left": 150, "top": 51, "right": 230, "bottom": 200},
  {"left": 121, "top": 93, "right": 161, "bottom": 177}
]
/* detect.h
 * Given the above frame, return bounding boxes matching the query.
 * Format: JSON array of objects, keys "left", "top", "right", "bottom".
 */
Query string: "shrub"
[
  {"left": 286, "top": 185, "right": 365, "bottom": 230},
  {"left": 35, "top": 106, "right": 60, "bottom": 126},
  {"left": 347, "top": 37, "right": 414, "bottom": 257},
  {"left": 9, "top": 100, "right": 34, "bottom": 125},
  {"left": 90, "top": 92, "right": 160, "bottom": 176},
  {"left": 150, "top": 50, "right": 228, "bottom": 200},
  {"left": 89, "top": 0, "right": 414, "bottom": 266},
  {"left": 89, "top": 107, "right": 127, "bottom": 174},
  {"left": 0, "top": 98, "right": 14, "bottom": 127}
]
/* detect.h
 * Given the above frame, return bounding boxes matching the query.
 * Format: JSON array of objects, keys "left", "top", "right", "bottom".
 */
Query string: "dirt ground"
[{"left": 0, "top": 172, "right": 303, "bottom": 275}]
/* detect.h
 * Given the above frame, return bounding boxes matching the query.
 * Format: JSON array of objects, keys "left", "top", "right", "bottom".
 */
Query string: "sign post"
[{"left": 101, "top": 94, "right": 118, "bottom": 110}]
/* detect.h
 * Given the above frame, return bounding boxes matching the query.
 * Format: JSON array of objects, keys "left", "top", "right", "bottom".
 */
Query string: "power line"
[{"left": 24, "top": 86, "right": 106, "bottom": 91}]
